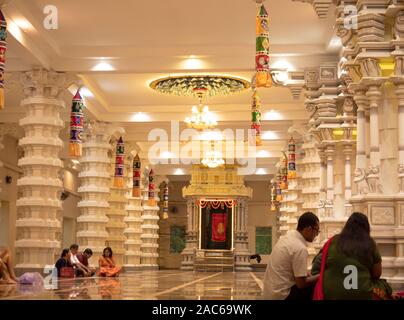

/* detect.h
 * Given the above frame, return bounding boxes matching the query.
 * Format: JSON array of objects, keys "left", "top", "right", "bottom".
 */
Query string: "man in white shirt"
[
  {"left": 263, "top": 212, "right": 320, "bottom": 300},
  {"left": 69, "top": 244, "right": 91, "bottom": 277}
]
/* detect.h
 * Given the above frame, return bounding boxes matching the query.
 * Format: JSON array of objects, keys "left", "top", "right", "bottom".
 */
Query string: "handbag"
[
  {"left": 60, "top": 266, "right": 74, "bottom": 278},
  {"left": 313, "top": 237, "right": 334, "bottom": 300}
]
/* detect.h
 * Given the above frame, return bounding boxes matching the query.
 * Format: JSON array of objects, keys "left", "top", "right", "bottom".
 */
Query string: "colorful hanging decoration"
[
  {"left": 162, "top": 182, "right": 169, "bottom": 219},
  {"left": 132, "top": 154, "right": 141, "bottom": 197},
  {"left": 0, "top": 9, "right": 7, "bottom": 110},
  {"left": 148, "top": 169, "right": 156, "bottom": 206},
  {"left": 197, "top": 200, "right": 236, "bottom": 209},
  {"left": 270, "top": 180, "right": 277, "bottom": 211},
  {"left": 287, "top": 137, "right": 297, "bottom": 179},
  {"left": 113, "top": 137, "right": 125, "bottom": 188},
  {"left": 251, "top": 90, "right": 262, "bottom": 146},
  {"left": 69, "top": 90, "right": 85, "bottom": 157},
  {"left": 280, "top": 152, "right": 288, "bottom": 190},
  {"left": 255, "top": 4, "right": 272, "bottom": 88}
]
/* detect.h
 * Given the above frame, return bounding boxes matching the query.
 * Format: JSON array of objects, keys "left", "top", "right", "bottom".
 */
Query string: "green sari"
[{"left": 312, "top": 237, "right": 391, "bottom": 300}]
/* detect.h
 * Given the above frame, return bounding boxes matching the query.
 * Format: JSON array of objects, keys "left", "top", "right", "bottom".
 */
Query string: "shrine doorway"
[{"left": 199, "top": 200, "right": 233, "bottom": 250}]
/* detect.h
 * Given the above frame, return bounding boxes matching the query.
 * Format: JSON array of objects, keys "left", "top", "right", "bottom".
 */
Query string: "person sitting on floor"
[
  {"left": 263, "top": 212, "right": 320, "bottom": 300},
  {"left": 76, "top": 248, "right": 96, "bottom": 277},
  {"left": 69, "top": 244, "right": 91, "bottom": 277},
  {"left": 55, "top": 249, "right": 74, "bottom": 278},
  {"left": 313, "top": 212, "right": 393, "bottom": 300},
  {"left": 98, "top": 247, "right": 121, "bottom": 277},
  {"left": 0, "top": 247, "right": 18, "bottom": 284}
]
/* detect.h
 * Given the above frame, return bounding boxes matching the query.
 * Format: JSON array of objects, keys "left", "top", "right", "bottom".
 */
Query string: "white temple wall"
[{"left": 246, "top": 180, "right": 277, "bottom": 265}]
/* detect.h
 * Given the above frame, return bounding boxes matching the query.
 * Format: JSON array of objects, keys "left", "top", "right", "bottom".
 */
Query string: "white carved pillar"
[
  {"left": 106, "top": 138, "right": 127, "bottom": 266},
  {"left": 366, "top": 84, "right": 382, "bottom": 193},
  {"left": 395, "top": 82, "right": 404, "bottom": 193},
  {"left": 318, "top": 147, "right": 327, "bottom": 217},
  {"left": 77, "top": 121, "right": 112, "bottom": 259},
  {"left": 234, "top": 198, "right": 252, "bottom": 271},
  {"left": 15, "top": 69, "right": 66, "bottom": 271},
  {"left": 343, "top": 144, "right": 353, "bottom": 217},
  {"left": 325, "top": 145, "right": 335, "bottom": 217},
  {"left": 124, "top": 195, "right": 143, "bottom": 270},
  {"left": 353, "top": 89, "right": 368, "bottom": 170},
  {"left": 181, "top": 198, "right": 198, "bottom": 270}
]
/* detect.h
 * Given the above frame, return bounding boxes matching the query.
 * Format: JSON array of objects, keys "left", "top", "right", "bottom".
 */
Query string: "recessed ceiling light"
[
  {"left": 182, "top": 57, "right": 205, "bottom": 70},
  {"left": 131, "top": 112, "right": 150, "bottom": 122},
  {"left": 263, "top": 111, "right": 283, "bottom": 121},
  {"left": 256, "top": 150, "right": 271, "bottom": 157},
  {"left": 255, "top": 168, "right": 268, "bottom": 175},
  {"left": 173, "top": 168, "right": 185, "bottom": 175},
  {"left": 92, "top": 61, "right": 115, "bottom": 71},
  {"left": 261, "top": 131, "right": 279, "bottom": 140}
]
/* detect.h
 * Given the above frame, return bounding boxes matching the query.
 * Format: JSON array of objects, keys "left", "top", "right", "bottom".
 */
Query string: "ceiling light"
[
  {"left": 255, "top": 168, "right": 268, "bottom": 175},
  {"left": 272, "top": 60, "right": 295, "bottom": 71},
  {"left": 92, "top": 61, "right": 115, "bottom": 71},
  {"left": 131, "top": 112, "right": 150, "bottom": 122},
  {"left": 182, "top": 57, "right": 205, "bottom": 70},
  {"left": 263, "top": 111, "right": 283, "bottom": 121},
  {"left": 261, "top": 131, "right": 280, "bottom": 140},
  {"left": 256, "top": 150, "right": 271, "bottom": 157},
  {"left": 173, "top": 168, "right": 185, "bottom": 175}
]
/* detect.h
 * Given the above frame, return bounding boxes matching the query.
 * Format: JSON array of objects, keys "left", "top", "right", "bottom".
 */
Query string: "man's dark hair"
[
  {"left": 70, "top": 244, "right": 79, "bottom": 250},
  {"left": 297, "top": 212, "right": 319, "bottom": 231},
  {"left": 84, "top": 248, "right": 93, "bottom": 256}
]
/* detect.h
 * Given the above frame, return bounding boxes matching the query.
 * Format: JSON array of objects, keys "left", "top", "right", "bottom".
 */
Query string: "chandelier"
[
  {"left": 201, "top": 141, "right": 225, "bottom": 168},
  {"left": 184, "top": 88, "right": 217, "bottom": 130}
]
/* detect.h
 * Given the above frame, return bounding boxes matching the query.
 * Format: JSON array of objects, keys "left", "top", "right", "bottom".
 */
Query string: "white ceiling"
[{"left": 0, "top": 0, "right": 339, "bottom": 178}]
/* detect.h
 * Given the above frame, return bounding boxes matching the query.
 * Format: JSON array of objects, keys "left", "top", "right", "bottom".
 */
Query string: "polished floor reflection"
[{"left": 0, "top": 271, "right": 265, "bottom": 300}]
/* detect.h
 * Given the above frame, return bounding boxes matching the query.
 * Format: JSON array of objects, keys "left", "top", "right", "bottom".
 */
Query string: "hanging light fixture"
[
  {"left": 201, "top": 141, "right": 225, "bottom": 168},
  {"left": 184, "top": 88, "right": 217, "bottom": 130}
]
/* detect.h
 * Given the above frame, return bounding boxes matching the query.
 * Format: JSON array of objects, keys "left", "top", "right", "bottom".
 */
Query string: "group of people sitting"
[
  {"left": 263, "top": 211, "right": 399, "bottom": 300},
  {"left": 55, "top": 245, "right": 122, "bottom": 278}
]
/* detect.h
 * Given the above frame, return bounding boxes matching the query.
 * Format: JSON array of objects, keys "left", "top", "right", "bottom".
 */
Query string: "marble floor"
[{"left": 0, "top": 271, "right": 265, "bottom": 300}]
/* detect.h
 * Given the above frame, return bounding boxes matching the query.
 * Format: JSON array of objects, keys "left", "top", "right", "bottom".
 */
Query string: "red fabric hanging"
[{"left": 211, "top": 213, "right": 227, "bottom": 242}]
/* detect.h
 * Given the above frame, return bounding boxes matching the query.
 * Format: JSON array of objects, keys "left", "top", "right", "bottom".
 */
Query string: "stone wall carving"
[{"left": 371, "top": 206, "right": 395, "bottom": 226}]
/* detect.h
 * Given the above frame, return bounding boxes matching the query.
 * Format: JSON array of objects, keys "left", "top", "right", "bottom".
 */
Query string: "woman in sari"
[
  {"left": 313, "top": 212, "right": 392, "bottom": 300},
  {"left": 98, "top": 247, "right": 121, "bottom": 277}
]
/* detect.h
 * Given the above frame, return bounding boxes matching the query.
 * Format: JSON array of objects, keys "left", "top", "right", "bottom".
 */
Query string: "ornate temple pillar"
[
  {"left": 181, "top": 198, "right": 198, "bottom": 270},
  {"left": 366, "top": 83, "right": 382, "bottom": 193},
  {"left": 325, "top": 144, "right": 335, "bottom": 217},
  {"left": 394, "top": 81, "right": 404, "bottom": 194},
  {"left": 140, "top": 168, "right": 160, "bottom": 270},
  {"left": 106, "top": 136, "right": 128, "bottom": 266},
  {"left": 77, "top": 121, "right": 116, "bottom": 260},
  {"left": 318, "top": 147, "right": 327, "bottom": 217},
  {"left": 14, "top": 69, "right": 67, "bottom": 272},
  {"left": 353, "top": 89, "right": 368, "bottom": 171},
  {"left": 234, "top": 198, "right": 251, "bottom": 271},
  {"left": 343, "top": 144, "right": 353, "bottom": 217}
]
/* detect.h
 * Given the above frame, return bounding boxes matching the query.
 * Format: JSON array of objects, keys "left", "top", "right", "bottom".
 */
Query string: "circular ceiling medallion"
[{"left": 150, "top": 75, "right": 250, "bottom": 99}]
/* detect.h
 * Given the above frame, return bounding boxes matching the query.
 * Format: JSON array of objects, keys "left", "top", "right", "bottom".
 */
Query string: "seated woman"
[
  {"left": 0, "top": 248, "right": 18, "bottom": 284},
  {"left": 314, "top": 212, "right": 392, "bottom": 300},
  {"left": 98, "top": 247, "right": 121, "bottom": 277},
  {"left": 55, "top": 249, "right": 74, "bottom": 278}
]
